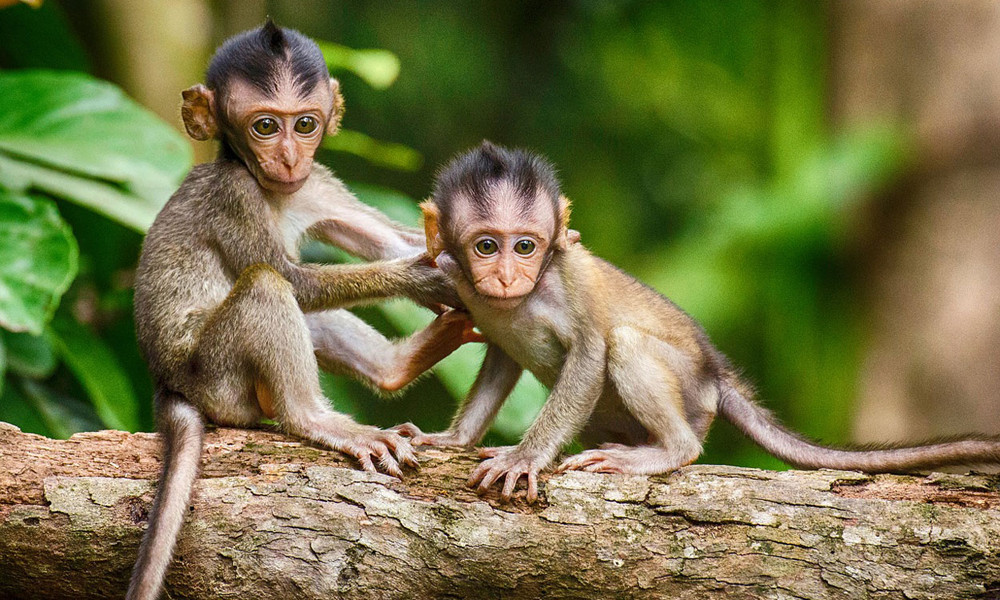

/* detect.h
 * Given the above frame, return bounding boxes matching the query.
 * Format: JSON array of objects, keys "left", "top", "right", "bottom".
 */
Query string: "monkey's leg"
[
  {"left": 393, "top": 344, "right": 523, "bottom": 447},
  {"left": 556, "top": 326, "right": 703, "bottom": 475},
  {"left": 306, "top": 308, "right": 477, "bottom": 393},
  {"left": 191, "top": 264, "right": 417, "bottom": 476}
]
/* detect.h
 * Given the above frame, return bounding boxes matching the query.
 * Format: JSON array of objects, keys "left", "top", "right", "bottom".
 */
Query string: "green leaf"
[
  {"left": 2, "top": 329, "right": 57, "bottom": 378},
  {"left": 0, "top": 189, "right": 78, "bottom": 334},
  {"left": 18, "top": 378, "right": 104, "bottom": 439},
  {"left": 0, "top": 152, "right": 162, "bottom": 232},
  {"left": 0, "top": 70, "right": 192, "bottom": 232},
  {"left": 317, "top": 41, "right": 401, "bottom": 89},
  {"left": 0, "top": 384, "right": 53, "bottom": 438},
  {"left": 0, "top": 335, "right": 6, "bottom": 399},
  {"left": 323, "top": 129, "right": 423, "bottom": 172},
  {"left": 48, "top": 318, "right": 139, "bottom": 432}
]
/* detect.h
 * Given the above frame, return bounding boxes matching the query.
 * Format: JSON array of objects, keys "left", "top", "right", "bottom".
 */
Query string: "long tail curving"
[
  {"left": 126, "top": 389, "right": 205, "bottom": 600},
  {"left": 718, "top": 382, "right": 1000, "bottom": 472}
]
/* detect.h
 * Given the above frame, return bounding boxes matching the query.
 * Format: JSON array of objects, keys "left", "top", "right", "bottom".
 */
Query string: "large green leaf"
[
  {"left": 0, "top": 70, "right": 192, "bottom": 232},
  {"left": 0, "top": 335, "right": 6, "bottom": 399},
  {"left": 318, "top": 41, "right": 401, "bottom": 89},
  {"left": 0, "top": 189, "right": 78, "bottom": 334},
  {"left": 48, "top": 318, "right": 139, "bottom": 432},
  {"left": 323, "top": 129, "right": 423, "bottom": 172},
  {"left": 1, "top": 330, "right": 57, "bottom": 379}
]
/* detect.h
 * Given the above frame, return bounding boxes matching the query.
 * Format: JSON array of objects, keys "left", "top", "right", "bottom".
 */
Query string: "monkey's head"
[
  {"left": 181, "top": 20, "right": 345, "bottom": 194},
  {"left": 422, "top": 142, "right": 572, "bottom": 308}
]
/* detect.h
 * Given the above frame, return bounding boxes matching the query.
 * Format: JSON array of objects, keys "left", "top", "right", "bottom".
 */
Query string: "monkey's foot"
[
  {"left": 390, "top": 423, "right": 472, "bottom": 448},
  {"left": 335, "top": 427, "right": 420, "bottom": 478},
  {"left": 468, "top": 446, "right": 545, "bottom": 503},
  {"left": 554, "top": 444, "right": 697, "bottom": 475}
]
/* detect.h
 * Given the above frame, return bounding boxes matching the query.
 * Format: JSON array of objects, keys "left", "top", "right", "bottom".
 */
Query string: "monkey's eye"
[
  {"left": 252, "top": 118, "right": 279, "bottom": 136},
  {"left": 294, "top": 116, "right": 318, "bottom": 134},
  {"left": 514, "top": 239, "right": 536, "bottom": 256},
  {"left": 474, "top": 239, "right": 499, "bottom": 256}
]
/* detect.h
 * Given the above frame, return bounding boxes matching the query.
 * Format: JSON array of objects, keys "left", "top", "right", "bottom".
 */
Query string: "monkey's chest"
[{"left": 477, "top": 312, "right": 566, "bottom": 388}]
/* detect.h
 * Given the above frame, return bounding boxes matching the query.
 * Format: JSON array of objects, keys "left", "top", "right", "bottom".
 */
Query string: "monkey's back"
[
  {"left": 572, "top": 246, "right": 732, "bottom": 380},
  {"left": 134, "top": 164, "right": 239, "bottom": 385}
]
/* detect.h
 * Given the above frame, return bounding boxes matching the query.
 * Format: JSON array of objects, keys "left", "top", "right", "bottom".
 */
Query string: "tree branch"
[{"left": 1, "top": 422, "right": 999, "bottom": 599}]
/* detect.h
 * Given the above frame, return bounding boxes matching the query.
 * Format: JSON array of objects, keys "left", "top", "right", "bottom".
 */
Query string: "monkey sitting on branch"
[
  {"left": 128, "top": 22, "right": 477, "bottom": 600},
  {"left": 395, "top": 141, "right": 1000, "bottom": 504}
]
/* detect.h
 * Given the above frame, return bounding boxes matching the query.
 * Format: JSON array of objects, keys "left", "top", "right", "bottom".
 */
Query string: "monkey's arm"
[
  {"left": 308, "top": 309, "right": 480, "bottom": 394},
  {"left": 394, "top": 344, "right": 523, "bottom": 446},
  {"left": 287, "top": 256, "right": 457, "bottom": 313},
  {"left": 469, "top": 336, "right": 606, "bottom": 503},
  {"left": 308, "top": 191, "right": 425, "bottom": 261},
  {"left": 214, "top": 209, "right": 456, "bottom": 312}
]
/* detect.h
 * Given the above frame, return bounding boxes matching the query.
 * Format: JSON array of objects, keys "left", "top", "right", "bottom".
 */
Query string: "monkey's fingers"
[
  {"left": 373, "top": 444, "right": 404, "bottom": 479},
  {"left": 468, "top": 460, "right": 504, "bottom": 492},
  {"left": 382, "top": 432, "right": 420, "bottom": 469},
  {"left": 354, "top": 449, "right": 378, "bottom": 473},
  {"left": 462, "top": 325, "right": 486, "bottom": 344},
  {"left": 478, "top": 445, "right": 514, "bottom": 459},
  {"left": 390, "top": 422, "right": 423, "bottom": 437},
  {"left": 500, "top": 471, "right": 522, "bottom": 500},
  {"left": 555, "top": 451, "right": 606, "bottom": 473},
  {"left": 582, "top": 462, "right": 625, "bottom": 474},
  {"left": 526, "top": 472, "right": 539, "bottom": 504}
]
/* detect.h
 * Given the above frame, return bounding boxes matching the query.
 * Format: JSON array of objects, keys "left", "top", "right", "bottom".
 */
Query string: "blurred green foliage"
[{"left": 0, "top": 1, "right": 906, "bottom": 470}]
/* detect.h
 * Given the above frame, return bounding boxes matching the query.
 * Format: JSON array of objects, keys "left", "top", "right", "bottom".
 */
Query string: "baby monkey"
[
  {"left": 397, "top": 141, "right": 1000, "bottom": 503},
  {"left": 128, "top": 22, "right": 474, "bottom": 600}
]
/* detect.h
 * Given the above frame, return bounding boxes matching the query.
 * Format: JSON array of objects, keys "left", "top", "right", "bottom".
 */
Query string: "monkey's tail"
[
  {"left": 126, "top": 389, "right": 205, "bottom": 600},
  {"left": 718, "top": 382, "right": 1000, "bottom": 472}
]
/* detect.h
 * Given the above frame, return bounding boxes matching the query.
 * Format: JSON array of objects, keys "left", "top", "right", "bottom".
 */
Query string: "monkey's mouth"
[
  {"left": 260, "top": 175, "right": 307, "bottom": 194},
  {"left": 475, "top": 289, "right": 532, "bottom": 309}
]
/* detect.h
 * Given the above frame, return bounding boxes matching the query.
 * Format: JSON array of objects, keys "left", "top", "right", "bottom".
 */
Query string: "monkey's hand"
[
  {"left": 336, "top": 426, "right": 420, "bottom": 478},
  {"left": 391, "top": 422, "right": 475, "bottom": 448},
  {"left": 468, "top": 446, "right": 548, "bottom": 504},
  {"left": 404, "top": 253, "right": 464, "bottom": 311}
]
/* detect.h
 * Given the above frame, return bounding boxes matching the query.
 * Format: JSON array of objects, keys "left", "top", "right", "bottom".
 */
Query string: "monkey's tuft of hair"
[
  {"left": 261, "top": 18, "right": 285, "bottom": 53},
  {"left": 206, "top": 20, "right": 327, "bottom": 100},
  {"left": 433, "top": 141, "right": 562, "bottom": 223}
]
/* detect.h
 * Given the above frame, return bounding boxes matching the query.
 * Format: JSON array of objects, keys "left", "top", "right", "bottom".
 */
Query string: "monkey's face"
[
  {"left": 223, "top": 78, "right": 335, "bottom": 194},
  {"left": 450, "top": 188, "right": 556, "bottom": 308}
]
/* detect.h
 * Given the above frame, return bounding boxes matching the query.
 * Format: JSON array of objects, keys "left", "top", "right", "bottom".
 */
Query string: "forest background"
[{"left": 1, "top": 0, "right": 997, "bottom": 470}]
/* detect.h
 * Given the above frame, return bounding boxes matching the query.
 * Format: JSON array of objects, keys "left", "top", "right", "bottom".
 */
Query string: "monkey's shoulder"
[{"left": 572, "top": 249, "right": 716, "bottom": 357}]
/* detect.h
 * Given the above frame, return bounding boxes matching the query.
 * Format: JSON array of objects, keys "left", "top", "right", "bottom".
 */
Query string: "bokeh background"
[{"left": 1, "top": 0, "right": 998, "bottom": 470}]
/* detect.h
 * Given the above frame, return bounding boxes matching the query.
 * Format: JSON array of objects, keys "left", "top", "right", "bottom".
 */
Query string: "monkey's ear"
[
  {"left": 555, "top": 195, "right": 573, "bottom": 250},
  {"left": 420, "top": 201, "right": 445, "bottom": 260},
  {"left": 181, "top": 84, "right": 217, "bottom": 141},
  {"left": 326, "top": 78, "right": 346, "bottom": 136}
]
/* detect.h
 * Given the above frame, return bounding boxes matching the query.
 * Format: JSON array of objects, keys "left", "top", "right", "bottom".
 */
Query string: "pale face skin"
[
  {"left": 452, "top": 183, "right": 556, "bottom": 308},
  {"left": 223, "top": 77, "right": 335, "bottom": 194}
]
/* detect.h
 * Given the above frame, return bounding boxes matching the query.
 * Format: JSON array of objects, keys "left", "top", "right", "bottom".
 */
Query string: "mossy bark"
[{"left": 1, "top": 422, "right": 999, "bottom": 599}]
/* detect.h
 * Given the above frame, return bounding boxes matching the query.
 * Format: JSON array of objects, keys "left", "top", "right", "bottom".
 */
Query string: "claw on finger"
[
  {"left": 468, "top": 461, "right": 491, "bottom": 488},
  {"left": 477, "top": 467, "right": 504, "bottom": 493},
  {"left": 501, "top": 471, "right": 519, "bottom": 500},
  {"left": 357, "top": 451, "right": 376, "bottom": 473},
  {"left": 527, "top": 472, "right": 538, "bottom": 504},
  {"left": 478, "top": 446, "right": 506, "bottom": 459}
]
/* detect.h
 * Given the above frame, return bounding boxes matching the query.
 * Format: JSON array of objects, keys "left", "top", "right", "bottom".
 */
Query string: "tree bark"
[{"left": 1, "top": 422, "right": 999, "bottom": 599}]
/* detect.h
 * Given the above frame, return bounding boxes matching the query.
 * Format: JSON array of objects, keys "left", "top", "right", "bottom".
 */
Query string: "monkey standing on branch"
[
  {"left": 128, "top": 22, "right": 476, "bottom": 600},
  {"left": 396, "top": 141, "right": 1000, "bottom": 503}
]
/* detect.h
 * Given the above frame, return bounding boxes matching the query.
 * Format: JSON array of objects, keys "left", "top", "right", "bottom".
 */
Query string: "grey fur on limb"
[{"left": 1, "top": 422, "right": 999, "bottom": 599}]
